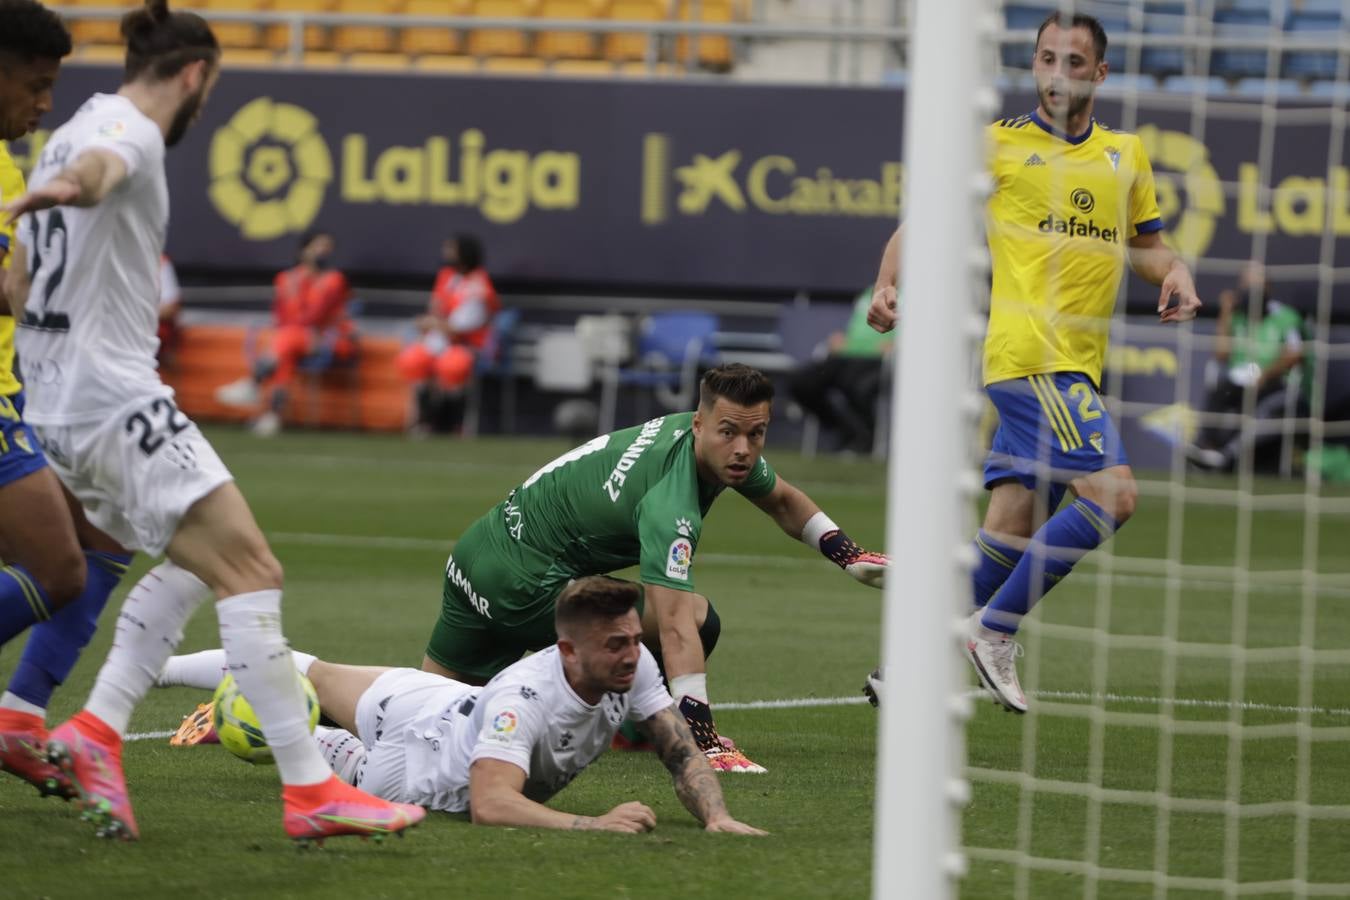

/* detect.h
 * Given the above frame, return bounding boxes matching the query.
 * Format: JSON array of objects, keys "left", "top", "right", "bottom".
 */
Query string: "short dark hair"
[
  {"left": 554, "top": 576, "right": 640, "bottom": 638},
  {"left": 121, "top": 0, "right": 219, "bottom": 83},
  {"left": 1036, "top": 12, "right": 1108, "bottom": 64},
  {"left": 699, "top": 363, "right": 774, "bottom": 411},
  {"left": 453, "top": 234, "right": 484, "bottom": 272},
  {"left": 0, "top": 0, "right": 72, "bottom": 63},
  {"left": 298, "top": 229, "right": 332, "bottom": 254}
]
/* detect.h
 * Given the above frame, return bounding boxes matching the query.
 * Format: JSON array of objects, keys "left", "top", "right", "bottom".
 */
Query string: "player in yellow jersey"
[
  {"left": 0, "top": 0, "right": 137, "bottom": 799},
  {"left": 866, "top": 12, "right": 1201, "bottom": 713}
]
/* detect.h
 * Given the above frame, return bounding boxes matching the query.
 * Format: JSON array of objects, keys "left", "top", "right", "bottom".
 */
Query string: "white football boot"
[{"left": 964, "top": 611, "right": 1028, "bottom": 713}]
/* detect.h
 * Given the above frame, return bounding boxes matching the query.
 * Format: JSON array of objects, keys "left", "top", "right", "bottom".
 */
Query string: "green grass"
[{"left": 2, "top": 428, "right": 1348, "bottom": 899}]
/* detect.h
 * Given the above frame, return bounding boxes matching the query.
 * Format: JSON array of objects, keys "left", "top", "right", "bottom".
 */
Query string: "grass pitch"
[{"left": 1, "top": 428, "right": 1346, "bottom": 899}]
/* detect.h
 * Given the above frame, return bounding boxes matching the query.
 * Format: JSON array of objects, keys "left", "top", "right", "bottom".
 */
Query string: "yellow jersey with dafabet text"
[
  {"left": 0, "top": 141, "right": 25, "bottom": 398},
  {"left": 983, "top": 111, "right": 1163, "bottom": 387}
]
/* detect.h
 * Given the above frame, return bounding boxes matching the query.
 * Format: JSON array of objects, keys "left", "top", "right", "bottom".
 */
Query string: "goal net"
[{"left": 876, "top": 1, "right": 1350, "bottom": 897}]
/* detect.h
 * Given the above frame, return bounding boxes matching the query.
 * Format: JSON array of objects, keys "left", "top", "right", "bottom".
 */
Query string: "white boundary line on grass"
[{"left": 124, "top": 688, "right": 1350, "bottom": 742}]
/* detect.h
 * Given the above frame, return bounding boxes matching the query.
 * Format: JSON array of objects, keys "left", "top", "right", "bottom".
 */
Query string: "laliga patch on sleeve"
[
  {"left": 96, "top": 120, "right": 127, "bottom": 139},
  {"left": 666, "top": 538, "right": 693, "bottom": 581},
  {"left": 484, "top": 708, "right": 520, "bottom": 745}
]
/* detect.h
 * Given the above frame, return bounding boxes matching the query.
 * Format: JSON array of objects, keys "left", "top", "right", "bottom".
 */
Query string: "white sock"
[
  {"left": 85, "top": 562, "right": 213, "bottom": 736},
  {"left": 158, "top": 648, "right": 317, "bottom": 690},
  {"left": 670, "top": 672, "right": 709, "bottom": 704},
  {"left": 0, "top": 692, "right": 45, "bottom": 717},
  {"left": 314, "top": 725, "right": 367, "bottom": 786},
  {"left": 216, "top": 591, "right": 330, "bottom": 786}
]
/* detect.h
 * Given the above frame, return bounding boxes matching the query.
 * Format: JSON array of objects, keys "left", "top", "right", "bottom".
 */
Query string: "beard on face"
[
  {"left": 164, "top": 86, "right": 205, "bottom": 148},
  {"left": 1038, "top": 82, "right": 1093, "bottom": 125}
]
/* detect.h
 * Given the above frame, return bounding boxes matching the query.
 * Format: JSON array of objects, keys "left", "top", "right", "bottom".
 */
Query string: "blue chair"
[
  {"left": 1141, "top": 2, "right": 1188, "bottom": 81},
  {"left": 1098, "top": 14, "right": 1129, "bottom": 73},
  {"left": 1282, "top": 10, "right": 1343, "bottom": 83},
  {"left": 463, "top": 306, "right": 521, "bottom": 436},
  {"left": 1211, "top": 8, "right": 1274, "bottom": 82},
  {"left": 598, "top": 311, "right": 719, "bottom": 434},
  {"left": 296, "top": 298, "right": 363, "bottom": 429},
  {"left": 1002, "top": 4, "right": 1054, "bottom": 72}
]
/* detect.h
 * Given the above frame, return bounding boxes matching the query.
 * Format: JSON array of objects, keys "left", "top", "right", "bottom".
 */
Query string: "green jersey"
[{"left": 500, "top": 411, "right": 777, "bottom": 592}]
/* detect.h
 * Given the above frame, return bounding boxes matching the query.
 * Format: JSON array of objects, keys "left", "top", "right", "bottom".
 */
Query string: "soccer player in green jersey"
[{"left": 422, "top": 364, "right": 888, "bottom": 774}]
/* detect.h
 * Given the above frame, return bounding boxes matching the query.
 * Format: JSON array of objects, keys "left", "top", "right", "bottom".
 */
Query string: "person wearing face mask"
[
  {"left": 215, "top": 229, "right": 354, "bottom": 436},
  {"left": 395, "top": 234, "right": 499, "bottom": 434}
]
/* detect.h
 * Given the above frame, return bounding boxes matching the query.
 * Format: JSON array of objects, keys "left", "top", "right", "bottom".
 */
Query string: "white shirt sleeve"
[
  {"left": 468, "top": 681, "right": 548, "bottom": 776},
  {"left": 626, "top": 646, "right": 676, "bottom": 722},
  {"left": 82, "top": 114, "right": 163, "bottom": 182}
]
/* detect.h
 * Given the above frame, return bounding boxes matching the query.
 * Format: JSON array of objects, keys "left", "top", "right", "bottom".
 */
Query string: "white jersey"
[
  {"left": 400, "top": 645, "right": 672, "bottom": 813},
  {"left": 17, "top": 93, "right": 170, "bottom": 425}
]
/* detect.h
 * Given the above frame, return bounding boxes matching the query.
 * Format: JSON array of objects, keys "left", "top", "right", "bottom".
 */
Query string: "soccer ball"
[{"left": 212, "top": 672, "right": 321, "bottom": 764}]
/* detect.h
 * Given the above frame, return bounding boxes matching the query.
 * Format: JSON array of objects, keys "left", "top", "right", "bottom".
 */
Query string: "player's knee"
[
  {"left": 698, "top": 600, "right": 721, "bottom": 660},
  {"left": 34, "top": 550, "right": 87, "bottom": 608},
  {"left": 1112, "top": 479, "right": 1138, "bottom": 525}
]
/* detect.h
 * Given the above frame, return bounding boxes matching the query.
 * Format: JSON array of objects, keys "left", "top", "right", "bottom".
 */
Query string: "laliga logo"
[
  {"left": 208, "top": 97, "right": 332, "bottom": 241},
  {"left": 1136, "top": 125, "right": 1224, "bottom": 259}
]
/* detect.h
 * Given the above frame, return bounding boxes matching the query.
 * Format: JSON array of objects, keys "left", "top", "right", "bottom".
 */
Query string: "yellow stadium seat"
[
  {"left": 221, "top": 47, "right": 281, "bottom": 66},
  {"left": 412, "top": 54, "right": 477, "bottom": 71},
  {"left": 346, "top": 51, "right": 414, "bottom": 68},
  {"left": 267, "top": 0, "right": 336, "bottom": 52},
  {"left": 72, "top": 43, "right": 127, "bottom": 63},
  {"left": 200, "top": 0, "right": 269, "bottom": 50},
  {"left": 69, "top": 0, "right": 131, "bottom": 47},
  {"left": 551, "top": 58, "right": 615, "bottom": 76},
  {"left": 674, "top": 0, "right": 736, "bottom": 69},
  {"left": 617, "top": 58, "right": 671, "bottom": 76},
  {"left": 400, "top": 0, "right": 467, "bottom": 56},
  {"left": 464, "top": 0, "right": 537, "bottom": 58},
  {"left": 333, "top": 0, "right": 400, "bottom": 53},
  {"left": 482, "top": 55, "right": 547, "bottom": 72},
  {"left": 604, "top": 0, "right": 667, "bottom": 63},
  {"left": 535, "top": 0, "right": 603, "bottom": 60}
]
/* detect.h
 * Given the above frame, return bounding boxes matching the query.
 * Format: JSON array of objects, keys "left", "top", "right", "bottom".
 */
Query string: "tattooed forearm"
[{"left": 642, "top": 707, "right": 729, "bottom": 824}]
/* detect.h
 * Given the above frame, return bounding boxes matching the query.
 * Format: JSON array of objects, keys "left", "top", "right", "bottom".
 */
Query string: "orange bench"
[{"left": 162, "top": 324, "right": 410, "bottom": 432}]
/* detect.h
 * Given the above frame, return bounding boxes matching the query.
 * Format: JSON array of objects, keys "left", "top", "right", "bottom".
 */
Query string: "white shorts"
[
  {"left": 33, "top": 397, "right": 233, "bottom": 556},
  {"left": 354, "top": 668, "right": 472, "bottom": 807}
]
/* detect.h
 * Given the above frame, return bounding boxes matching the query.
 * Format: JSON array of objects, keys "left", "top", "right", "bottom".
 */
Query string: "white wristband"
[
  {"left": 801, "top": 511, "right": 839, "bottom": 550},
  {"left": 670, "top": 673, "right": 709, "bottom": 705}
]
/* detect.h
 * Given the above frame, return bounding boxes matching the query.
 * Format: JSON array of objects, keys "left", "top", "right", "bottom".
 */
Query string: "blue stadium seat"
[
  {"left": 1282, "top": 10, "right": 1344, "bottom": 83},
  {"left": 1097, "top": 14, "right": 1129, "bottom": 72},
  {"left": 1141, "top": 2, "right": 1187, "bottom": 81},
  {"left": 1211, "top": 7, "right": 1274, "bottom": 81},
  {"left": 598, "top": 311, "right": 720, "bottom": 434},
  {"left": 1002, "top": 3, "right": 1054, "bottom": 71}
]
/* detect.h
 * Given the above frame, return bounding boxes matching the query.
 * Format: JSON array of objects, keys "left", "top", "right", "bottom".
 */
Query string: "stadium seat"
[
  {"left": 333, "top": 0, "right": 401, "bottom": 53},
  {"left": 69, "top": 0, "right": 130, "bottom": 47},
  {"left": 400, "top": 0, "right": 468, "bottom": 56},
  {"left": 604, "top": 0, "right": 669, "bottom": 63},
  {"left": 72, "top": 43, "right": 126, "bottom": 63},
  {"left": 413, "top": 54, "right": 478, "bottom": 70},
  {"left": 301, "top": 49, "right": 345, "bottom": 66},
  {"left": 552, "top": 58, "right": 618, "bottom": 75},
  {"left": 199, "top": 0, "right": 269, "bottom": 50},
  {"left": 535, "top": 0, "right": 604, "bottom": 60},
  {"left": 1001, "top": 3, "right": 1053, "bottom": 72},
  {"left": 465, "top": 0, "right": 538, "bottom": 58},
  {"left": 1096, "top": 12, "right": 1129, "bottom": 73},
  {"left": 221, "top": 47, "right": 282, "bottom": 67},
  {"left": 482, "top": 55, "right": 548, "bottom": 71},
  {"left": 1210, "top": 8, "right": 1274, "bottom": 82},
  {"left": 597, "top": 311, "right": 719, "bottom": 435},
  {"left": 1140, "top": 2, "right": 1187, "bottom": 82},
  {"left": 346, "top": 51, "right": 415, "bottom": 68},
  {"left": 463, "top": 307, "right": 521, "bottom": 436},
  {"left": 267, "top": 0, "right": 337, "bottom": 53},
  {"left": 674, "top": 0, "right": 738, "bottom": 70},
  {"left": 1282, "top": 10, "right": 1344, "bottom": 83}
]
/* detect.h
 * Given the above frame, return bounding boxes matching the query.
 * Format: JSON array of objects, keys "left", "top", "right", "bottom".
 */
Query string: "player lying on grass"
[
  {"left": 418, "top": 363, "right": 888, "bottom": 773},
  {"left": 161, "top": 577, "right": 767, "bottom": 835}
]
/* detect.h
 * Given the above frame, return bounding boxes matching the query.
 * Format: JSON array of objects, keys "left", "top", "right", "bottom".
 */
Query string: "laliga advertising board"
[{"left": 8, "top": 66, "right": 1350, "bottom": 299}]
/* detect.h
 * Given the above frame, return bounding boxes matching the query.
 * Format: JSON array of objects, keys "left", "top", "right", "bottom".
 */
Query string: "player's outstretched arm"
[
  {"left": 468, "top": 758, "right": 657, "bottom": 833},
  {"left": 751, "top": 477, "right": 889, "bottom": 588},
  {"left": 3, "top": 237, "right": 29, "bottom": 318},
  {"left": 867, "top": 224, "right": 903, "bottom": 334},
  {"left": 1, "top": 149, "right": 128, "bottom": 225},
  {"left": 1127, "top": 232, "right": 1201, "bottom": 323},
  {"left": 639, "top": 705, "right": 767, "bottom": 835}
]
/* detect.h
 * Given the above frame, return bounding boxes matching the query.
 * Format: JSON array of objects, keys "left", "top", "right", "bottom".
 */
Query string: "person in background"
[
  {"left": 1186, "top": 262, "right": 1312, "bottom": 473},
  {"left": 396, "top": 234, "right": 498, "bottom": 434},
  {"left": 788, "top": 286, "right": 894, "bottom": 455},
  {"left": 156, "top": 253, "right": 180, "bottom": 368},
  {"left": 215, "top": 229, "right": 354, "bottom": 436}
]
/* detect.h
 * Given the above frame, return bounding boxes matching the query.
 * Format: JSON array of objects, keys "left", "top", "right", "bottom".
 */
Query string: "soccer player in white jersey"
[
  {"left": 162, "top": 577, "right": 767, "bottom": 835},
  {"left": 2, "top": 0, "right": 424, "bottom": 843}
]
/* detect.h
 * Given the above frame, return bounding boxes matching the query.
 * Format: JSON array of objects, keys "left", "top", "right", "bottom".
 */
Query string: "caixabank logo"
[
  {"left": 208, "top": 97, "right": 332, "bottom": 241},
  {"left": 638, "top": 133, "right": 903, "bottom": 225}
]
